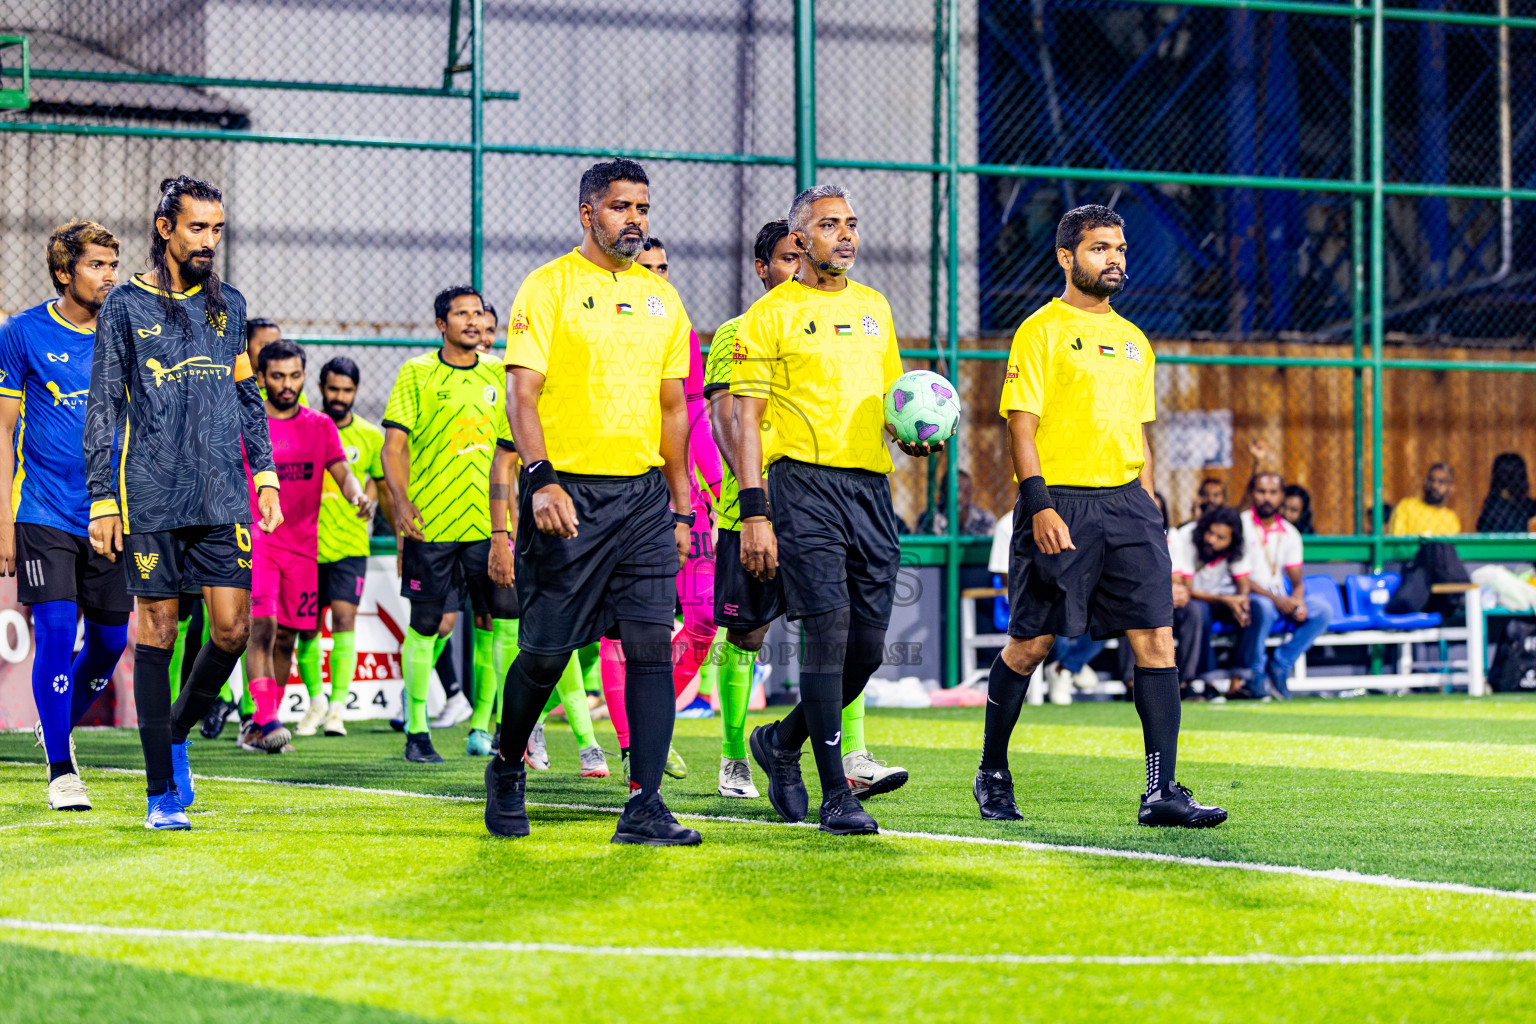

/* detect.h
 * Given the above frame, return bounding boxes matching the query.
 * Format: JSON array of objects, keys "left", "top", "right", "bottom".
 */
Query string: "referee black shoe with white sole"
[
  {"left": 484, "top": 755, "right": 529, "bottom": 837},
  {"left": 1138, "top": 782, "right": 1228, "bottom": 828},
  {"left": 612, "top": 791, "right": 702, "bottom": 846},
  {"left": 404, "top": 732, "right": 444, "bottom": 764},
  {"left": 750, "top": 722, "right": 809, "bottom": 823},
  {"left": 817, "top": 789, "right": 878, "bottom": 835},
  {"left": 974, "top": 768, "right": 1024, "bottom": 821}
]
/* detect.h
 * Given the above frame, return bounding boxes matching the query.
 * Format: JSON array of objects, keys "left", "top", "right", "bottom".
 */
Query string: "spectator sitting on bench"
[
  {"left": 1185, "top": 476, "right": 1226, "bottom": 527},
  {"left": 1281, "top": 483, "right": 1314, "bottom": 535},
  {"left": 1240, "top": 473, "right": 1333, "bottom": 700},
  {"left": 1169, "top": 505, "right": 1245, "bottom": 702},
  {"left": 1476, "top": 453, "right": 1536, "bottom": 533},
  {"left": 1388, "top": 462, "right": 1460, "bottom": 536}
]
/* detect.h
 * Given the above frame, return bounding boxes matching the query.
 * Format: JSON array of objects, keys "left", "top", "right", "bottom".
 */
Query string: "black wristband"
[
  {"left": 523, "top": 459, "right": 559, "bottom": 494},
  {"left": 673, "top": 510, "right": 697, "bottom": 527},
  {"left": 739, "top": 487, "right": 770, "bottom": 521},
  {"left": 1019, "top": 476, "right": 1053, "bottom": 521}
]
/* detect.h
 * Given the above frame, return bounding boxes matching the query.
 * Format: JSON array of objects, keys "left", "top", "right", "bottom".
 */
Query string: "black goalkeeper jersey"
[{"left": 84, "top": 274, "right": 275, "bottom": 533}]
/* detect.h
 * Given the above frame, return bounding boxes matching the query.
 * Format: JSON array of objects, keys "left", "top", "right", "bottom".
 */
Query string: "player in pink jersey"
[
  {"left": 238, "top": 339, "right": 372, "bottom": 752},
  {"left": 597, "top": 238, "right": 722, "bottom": 782}
]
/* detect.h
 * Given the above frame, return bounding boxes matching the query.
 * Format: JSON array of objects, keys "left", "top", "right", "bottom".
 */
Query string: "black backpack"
[{"left": 1489, "top": 620, "right": 1536, "bottom": 693}]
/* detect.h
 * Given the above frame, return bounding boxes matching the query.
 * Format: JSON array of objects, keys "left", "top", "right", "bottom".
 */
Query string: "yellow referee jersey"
[
  {"left": 999, "top": 297, "right": 1156, "bottom": 488},
  {"left": 505, "top": 248, "right": 692, "bottom": 476},
  {"left": 731, "top": 278, "right": 903, "bottom": 475}
]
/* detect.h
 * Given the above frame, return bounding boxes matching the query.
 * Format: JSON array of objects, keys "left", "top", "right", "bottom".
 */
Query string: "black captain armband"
[
  {"left": 739, "top": 487, "right": 770, "bottom": 522},
  {"left": 523, "top": 460, "right": 560, "bottom": 494},
  {"left": 1019, "top": 476, "right": 1054, "bottom": 521}
]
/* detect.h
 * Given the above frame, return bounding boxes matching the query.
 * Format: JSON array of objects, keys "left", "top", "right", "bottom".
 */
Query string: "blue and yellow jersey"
[{"left": 0, "top": 301, "right": 101, "bottom": 536}]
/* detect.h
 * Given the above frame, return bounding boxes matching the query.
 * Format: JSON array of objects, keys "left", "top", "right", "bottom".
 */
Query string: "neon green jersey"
[
  {"left": 318, "top": 412, "right": 385, "bottom": 562},
  {"left": 382, "top": 351, "right": 513, "bottom": 542},
  {"left": 704, "top": 315, "right": 742, "bottom": 532}
]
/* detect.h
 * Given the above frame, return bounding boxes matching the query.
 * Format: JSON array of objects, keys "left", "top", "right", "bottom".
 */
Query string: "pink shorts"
[{"left": 251, "top": 539, "right": 319, "bottom": 630}]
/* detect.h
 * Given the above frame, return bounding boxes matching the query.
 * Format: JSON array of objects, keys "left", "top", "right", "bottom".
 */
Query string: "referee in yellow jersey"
[
  {"left": 977, "top": 204, "right": 1226, "bottom": 828},
  {"left": 485, "top": 159, "right": 698, "bottom": 846},
  {"left": 733, "top": 184, "right": 940, "bottom": 836}
]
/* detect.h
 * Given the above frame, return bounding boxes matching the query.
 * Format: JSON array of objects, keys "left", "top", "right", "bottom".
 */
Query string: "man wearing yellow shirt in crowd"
[
  {"left": 1388, "top": 463, "right": 1461, "bottom": 536},
  {"left": 486, "top": 159, "right": 697, "bottom": 846},
  {"left": 978, "top": 204, "right": 1226, "bottom": 829},
  {"left": 732, "top": 184, "right": 940, "bottom": 837}
]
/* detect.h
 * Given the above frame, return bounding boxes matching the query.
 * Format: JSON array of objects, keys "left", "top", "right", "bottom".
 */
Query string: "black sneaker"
[
  {"left": 749, "top": 722, "right": 809, "bottom": 823},
  {"left": 611, "top": 791, "right": 702, "bottom": 846},
  {"left": 491, "top": 724, "right": 501, "bottom": 756},
  {"left": 199, "top": 697, "right": 238, "bottom": 740},
  {"left": 973, "top": 768, "right": 1024, "bottom": 821},
  {"left": 404, "top": 732, "right": 444, "bottom": 763},
  {"left": 484, "top": 755, "right": 529, "bottom": 837},
  {"left": 817, "top": 788, "right": 878, "bottom": 835},
  {"left": 1138, "top": 782, "right": 1228, "bottom": 828}
]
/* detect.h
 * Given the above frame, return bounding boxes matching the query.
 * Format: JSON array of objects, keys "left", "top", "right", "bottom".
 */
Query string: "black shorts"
[
  {"left": 515, "top": 469, "right": 678, "bottom": 656},
  {"left": 713, "top": 528, "right": 785, "bottom": 631},
  {"left": 318, "top": 556, "right": 368, "bottom": 608},
  {"left": 1008, "top": 480, "right": 1173, "bottom": 641},
  {"left": 400, "top": 537, "right": 518, "bottom": 618},
  {"left": 15, "top": 523, "right": 132, "bottom": 618},
  {"left": 767, "top": 458, "right": 900, "bottom": 628},
  {"left": 124, "top": 523, "right": 252, "bottom": 599}
]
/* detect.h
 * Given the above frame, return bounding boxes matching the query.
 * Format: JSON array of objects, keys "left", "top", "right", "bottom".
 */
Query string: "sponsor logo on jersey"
[
  {"left": 616, "top": 302, "right": 634, "bottom": 316},
  {"left": 1098, "top": 344, "right": 1116, "bottom": 358},
  {"left": 206, "top": 309, "right": 227, "bottom": 337},
  {"left": 136, "top": 323, "right": 163, "bottom": 338},
  {"left": 1071, "top": 337, "right": 1083, "bottom": 351},
  {"left": 345, "top": 443, "right": 360, "bottom": 463},
  {"left": 646, "top": 295, "right": 666, "bottom": 317},
  {"left": 582, "top": 297, "right": 595, "bottom": 310},
  {"left": 834, "top": 324, "right": 853, "bottom": 336},
  {"left": 482, "top": 384, "right": 497, "bottom": 405},
  {"left": 1005, "top": 363, "right": 1018, "bottom": 381},
  {"left": 803, "top": 320, "right": 817, "bottom": 335},
  {"left": 277, "top": 461, "right": 315, "bottom": 481},
  {"left": 862, "top": 315, "right": 880, "bottom": 335},
  {"left": 145, "top": 355, "right": 231, "bottom": 387},
  {"left": 46, "top": 352, "right": 68, "bottom": 362},
  {"left": 45, "top": 382, "right": 88, "bottom": 407},
  {"left": 134, "top": 552, "right": 159, "bottom": 579},
  {"left": 511, "top": 310, "right": 529, "bottom": 332},
  {"left": 1125, "top": 339, "right": 1143, "bottom": 363}
]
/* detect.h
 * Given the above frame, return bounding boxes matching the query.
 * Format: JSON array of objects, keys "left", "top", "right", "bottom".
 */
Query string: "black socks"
[
  {"left": 980, "top": 655, "right": 1031, "bottom": 771},
  {"left": 1132, "top": 665, "right": 1181, "bottom": 794},
  {"left": 623, "top": 659, "right": 673, "bottom": 799},
  {"left": 133, "top": 644, "right": 174, "bottom": 795},
  {"left": 495, "top": 654, "right": 563, "bottom": 768},
  {"left": 171, "top": 641, "right": 244, "bottom": 744}
]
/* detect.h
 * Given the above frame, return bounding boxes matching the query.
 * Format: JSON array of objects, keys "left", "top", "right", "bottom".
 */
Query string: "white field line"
[
  {"left": 4, "top": 761, "right": 1536, "bottom": 904},
  {"left": 0, "top": 916, "right": 1530, "bottom": 967}
]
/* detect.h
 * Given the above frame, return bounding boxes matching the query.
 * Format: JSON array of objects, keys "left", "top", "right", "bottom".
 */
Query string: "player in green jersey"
[
  {"left": 705, "top": 219, "right": 908, "bottom": 799},
  {"left": 382, "top": 286, "right": 519, "bottom": 763},
  {"left": 296, "top": 355, "right": 390, "bottom": 737}
]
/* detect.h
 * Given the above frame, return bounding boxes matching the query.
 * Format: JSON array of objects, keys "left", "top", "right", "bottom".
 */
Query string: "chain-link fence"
[{"left": 0, "top": 0, "right": 1533, "bottom": 684}]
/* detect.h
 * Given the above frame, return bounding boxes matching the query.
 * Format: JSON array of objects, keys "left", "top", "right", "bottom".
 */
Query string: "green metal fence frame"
[{"left": 1, "top": 0, "right": 1533, "bottom": 687}]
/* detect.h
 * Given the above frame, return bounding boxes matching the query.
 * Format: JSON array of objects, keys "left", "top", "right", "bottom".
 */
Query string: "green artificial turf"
[{"left": 2, "top": 696, "right": 1534, "bottom": 1022}]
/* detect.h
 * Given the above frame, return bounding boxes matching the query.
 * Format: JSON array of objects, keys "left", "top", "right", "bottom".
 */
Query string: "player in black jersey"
[{"left": 85, "top": 176, "right": 281, "bottom": 830}]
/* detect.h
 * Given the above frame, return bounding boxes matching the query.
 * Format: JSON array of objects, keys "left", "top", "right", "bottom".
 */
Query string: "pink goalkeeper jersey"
[
  {"left": 685, "top": 328, "right": 721, "bottom": 510},
  {"left": 246, "top": 405, "right": 347, "bottom": 557}
]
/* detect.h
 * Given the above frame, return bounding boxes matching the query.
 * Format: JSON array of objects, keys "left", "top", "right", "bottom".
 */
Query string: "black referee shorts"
[
  {"left": 767, "top": 458, "right": 900, "bottom": 628},
  {"left": 15, "top": 522, "right": 132, "bottom": 619},
  {"left": 1008, "top": 480, "right": 1173, "bottom": 641},
  {"left": 515, "top": 469, "right": 678, "bottom": 656},
  {"left": 713, "top": 528, "right": 785, "bottom": 632}
]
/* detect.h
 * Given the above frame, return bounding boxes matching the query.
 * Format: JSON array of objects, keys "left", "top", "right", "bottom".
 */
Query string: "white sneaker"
[
  {"left": 431, "top": 691, "right": 472, "bottom": 730},
  {"left": 294, "top": 694, "right": 328, "bottom": 736},
  {"left": 1074, "top": 664, "right": 1099, "bottom": 691},
  {"left": 523, "top": 722, "right": 550, "bottom": 770},
  {"left": 47, "top": 772, "right": 91, "bottom": 811},
  {"left": 718, "top": 756, "right": 759, "bottom": 798},
  {"left": 323, "top": 706, "right": 348, "bottom": 736},
  {"left": 843, "top": 749, "right": 909, "bottom": 799},
  {"left": 34, "top": 721, "right": 78, "bottom": 777},
  {"left": 1046, "top": 664, "right": 1074, "bottom": 706}
]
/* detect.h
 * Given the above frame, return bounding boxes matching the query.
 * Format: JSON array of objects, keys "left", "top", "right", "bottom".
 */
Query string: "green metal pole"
[
  {"left": 1351, "top": 0, "right": 1366, "bottom": 536},
  {"left": 445, "top": 0, "right": 463, "bottom": 90},
  {"left": 944, "top": 0, "right": 962, "bottom": 689},
  {"left": 1369, "top": 0, "right": 1386, "bottom": 569},
  {"left": 470, "top": 0, "right": 484, "bottom": 291},
  {"left": 926, "top": 0, "right": 946, "bottom": 521},
  {"left": 793, "top": 0, "right": 817, "bottom": 192}
]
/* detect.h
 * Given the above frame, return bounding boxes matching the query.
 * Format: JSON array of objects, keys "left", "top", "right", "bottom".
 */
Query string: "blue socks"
[
  {"left": 31, "top": 601, "right": 78, "bottom": 769},
  {"left": 71, "top": 618, "right": 128, "bottom": 727}
]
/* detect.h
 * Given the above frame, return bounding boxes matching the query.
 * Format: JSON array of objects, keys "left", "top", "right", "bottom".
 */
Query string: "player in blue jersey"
[{"left": 0, "top": 221, "right": 133, "bottom": 813}]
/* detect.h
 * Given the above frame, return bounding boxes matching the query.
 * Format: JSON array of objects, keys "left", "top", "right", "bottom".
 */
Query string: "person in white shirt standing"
[{"left": 1238, "top": 473, "right": 1332, "bottom": 699}]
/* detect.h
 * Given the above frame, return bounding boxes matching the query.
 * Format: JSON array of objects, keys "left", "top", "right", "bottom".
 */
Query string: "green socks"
[
  {"left": 841, "top": 691, "right": 867, "bottom": 757},
  {"left": 470, "top": 627, "right": 496, "bottom": 731},
  {"left": 402, "top": 627, "right": 437, "bottom": 734},
  {"left": 718, "top": 640, "right": 756, "bottom": 760},
  {"left": 554, "top": 654, "right": 596, "bottom": 748},
  {"left": 297, "top": 634, "right": 322, "bottom": 702},
  {"left": 329, "top": 630, "right": 356, "bottom": 708},
  {"left": 167, "top": 617, "right": 191, "bottom": 702},
  {"left": 483, "top": 618, "right": 520, "bottom": 730},
  {"left": 576, "top": 640, "right": 602, "bottom": 696}
]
